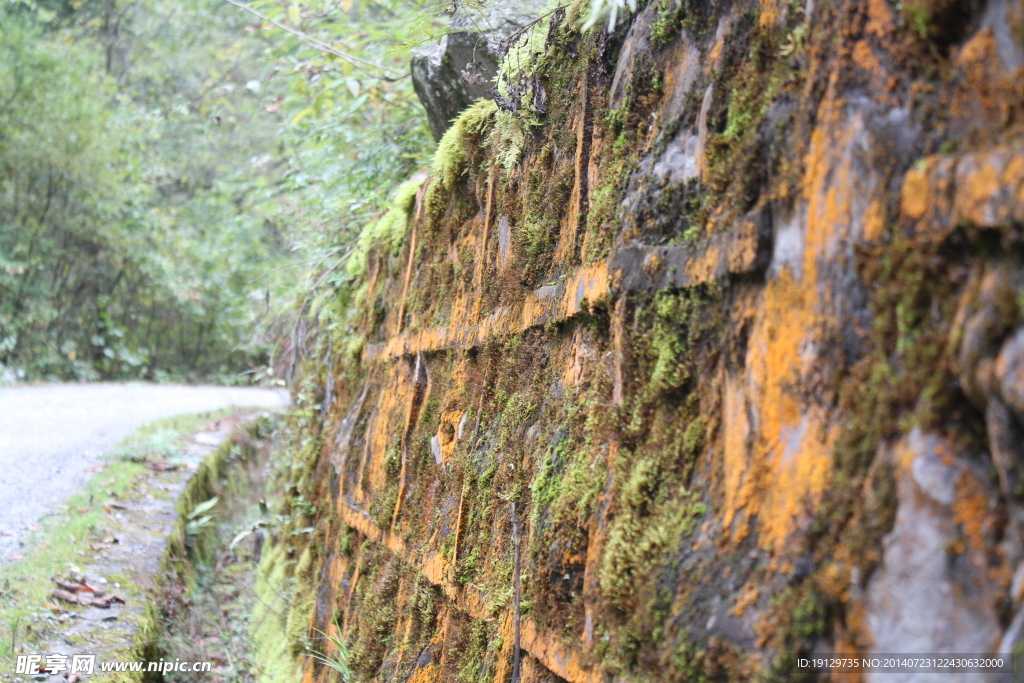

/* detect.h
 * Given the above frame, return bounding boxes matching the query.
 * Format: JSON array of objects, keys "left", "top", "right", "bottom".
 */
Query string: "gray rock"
[
  {"left": 497, "top": 215, "right": 512, "bottom": 270},
  {"left": 958, "top": 271, "right": 1012, "bottom": 411},
  {"left": 980, "top": 0, "right": 1024, "bottom": 73},
  {"left": 608, "top": 207, "right": 771, "bottom": 292},
  {"left": 863, "top": 429, "right": 1003, "bottom": 682},
  {"left": 996, "top": 327, "right": 1024, "bottom": 421},
  {"left": 986, "top": 397, "right": 1023, "bottom": 501},
  {"left": 411, "top": 32, "right": 496, "bottom": 142},
  {"left": 410, "top": 0, "right": 550, "bottom": 141},
  {"left": 609, "top": 4, "right": 658, "bottom": 110}
]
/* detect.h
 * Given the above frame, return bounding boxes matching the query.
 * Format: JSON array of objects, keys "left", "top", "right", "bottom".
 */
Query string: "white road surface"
[{"left": 0, "top": 383, "right": 288, "bottom": 564}]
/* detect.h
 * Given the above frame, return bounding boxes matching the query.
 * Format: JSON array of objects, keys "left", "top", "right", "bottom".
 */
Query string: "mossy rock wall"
[{"left": 295, "top": 0, "right": 1024, "bottom": 679}]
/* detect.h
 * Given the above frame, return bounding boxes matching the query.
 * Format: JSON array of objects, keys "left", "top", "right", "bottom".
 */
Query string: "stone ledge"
[{"left": 900, "top": 146, "right": 1024, "bottom": 238}]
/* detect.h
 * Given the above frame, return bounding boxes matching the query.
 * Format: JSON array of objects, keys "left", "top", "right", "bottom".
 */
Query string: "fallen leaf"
[
  {"left": 92, "top": 594, "right": 125, "bottom": 607},
  {"left": 228, "top": 528, "right": 253, "bottom": 550},
  {"left": 129, "top": 456, "right": 180, "bottom": 472},
  {"left": 103, "top": 504, "right": 111, "bottom": 514},
  {"left": 52, "top": 589, "right": 84, "bottom": 605},
  {"left": 11, "top": 554, "right": 23, "bottom": 560}
]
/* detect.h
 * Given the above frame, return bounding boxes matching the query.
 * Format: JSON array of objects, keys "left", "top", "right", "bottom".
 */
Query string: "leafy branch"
[{"left": 224, "top": 0, "right": 406, "bottom": 79}]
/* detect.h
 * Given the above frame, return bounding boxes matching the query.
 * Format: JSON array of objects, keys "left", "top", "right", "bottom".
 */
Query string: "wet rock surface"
[
  {"left": 863, "top": 430, "right": 1003, "bottom": 679},
  {"left": 287, "top": 0, "right": 1024, "bottom": 678}
]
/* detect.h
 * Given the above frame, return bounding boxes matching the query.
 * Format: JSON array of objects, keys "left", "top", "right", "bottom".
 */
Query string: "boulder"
[
  {"left": 410, "top": 0, "right": 550, "bottom": 140},
  {"left": 863, "top": 430, "right": 1004, "bottom": 680}
]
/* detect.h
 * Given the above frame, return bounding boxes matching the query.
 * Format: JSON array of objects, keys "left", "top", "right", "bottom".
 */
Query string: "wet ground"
[{"left": 0, "top": 384, "right": 287, "bottom": 565}]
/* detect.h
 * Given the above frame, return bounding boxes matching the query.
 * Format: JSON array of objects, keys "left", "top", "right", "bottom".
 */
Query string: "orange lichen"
[
  {"left": 434, "top": 409, "right": 464, "bottom": 464},
  {"left": 684, "top": 244, "right": 722, "bottom": 283},
  {"left": 758, "top": 0, "right": 787, "bottom": 29},
  {"left": 722, "top": 373, "right": 755, "bottom": 539},
  {"left": 729, "top": 582, "right": 761, "bottom": 617},
  {"left": 405, "top": 663, "right": 440, "bottom": 683},
  {"left": 364, "top": 260, "right": 610, "bottom": 363},
  {"left": 722, "top": 268, "right": 836, "bottom": 556},
  {"left": 852, "top": 40, "right": 883, "bottom": 78},
  {"left": 554, "top": 109, "right": 589, "bottom": 262},
  {"left": 362, "top": 365, "right": 417, "bottom": 499},
  {"left": 952, "top": 470, "right": 990, "bottom": 553},
  {"left": 865, "top": 0, "right": 896, "bottom": 37},
  {"left": 900, "top": 161, "right": 933, "bottom": 221},
  {"left": 862, "top": 200, "right": 886, "bottom": 241}
]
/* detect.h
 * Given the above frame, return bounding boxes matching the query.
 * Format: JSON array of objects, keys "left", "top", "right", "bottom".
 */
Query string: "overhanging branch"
[{"left": 224, "top": 0, "right": 405, "bottom": 79}]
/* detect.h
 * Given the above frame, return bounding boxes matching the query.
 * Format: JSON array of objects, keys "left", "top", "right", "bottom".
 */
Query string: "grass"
[{"left": 0, "top": 407, "right": 247, "bottom": 673}]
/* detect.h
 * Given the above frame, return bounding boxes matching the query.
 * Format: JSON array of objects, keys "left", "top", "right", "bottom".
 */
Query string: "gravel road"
[{"left": 0, "top": 383, "right": 288, "bottom": 564}]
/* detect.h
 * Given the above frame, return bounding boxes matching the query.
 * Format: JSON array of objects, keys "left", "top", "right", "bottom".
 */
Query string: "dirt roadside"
[{"left": 0, "top": 409, "right": 277, "bottom": 682}]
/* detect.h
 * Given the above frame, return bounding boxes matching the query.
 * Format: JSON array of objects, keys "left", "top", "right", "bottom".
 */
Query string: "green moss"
[
  {"left": 348, "top": 554, "right": 401, "bottom": 677},
  {"left": 347, "top": 175, "right": 425, "bottom": 279},
  {"left": 702, "top": 49, "right": 787, "bottom": 225},
  {"left": 252, "top": 542, "right": 304, "bottom": 683},
  {"left": 285, "top": 587, "right": 316, "bottom": 656},
  {"left": 456, "top": 619, "right": 497, "bottom": 682},
  {"left": 431, "top": 99, "right": 497, "bottom": 188},
  {"left": 650, "top": 0, "right": 685, "bottom": 45},
  {"left": 491, "top": 109, "right": 528, "bottom": 176},
  {"left": 597, "top": 429, "right": 707, "bottom": 610}
]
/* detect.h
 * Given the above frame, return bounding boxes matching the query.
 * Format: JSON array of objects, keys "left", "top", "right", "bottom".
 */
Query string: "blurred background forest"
[{"left": 0, "top": 0, "right": 436, "bottom": 383}]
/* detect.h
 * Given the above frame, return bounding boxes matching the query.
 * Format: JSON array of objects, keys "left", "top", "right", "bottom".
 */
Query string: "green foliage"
[
  {"left": 306, "top": 622, "right": 355, "bottom": 682},
  {"left": 0, "top": 1, "right": 289, "bottom": 382},
  {"left": 580, "top": 0, "right": 638, "bottom": 32},
  {"left": 0, "top": 0, "right": 444, "bottom": 383}
]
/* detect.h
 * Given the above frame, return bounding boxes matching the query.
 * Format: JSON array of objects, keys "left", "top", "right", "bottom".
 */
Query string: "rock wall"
[{"left": 285, "top": 0, "right": 1024, "bottom": 679}]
